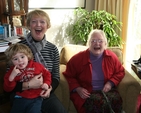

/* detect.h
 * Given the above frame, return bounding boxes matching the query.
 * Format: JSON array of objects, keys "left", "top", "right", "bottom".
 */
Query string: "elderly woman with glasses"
[{"left": 63, "top": 29, "right": 125, "bottom": 113}]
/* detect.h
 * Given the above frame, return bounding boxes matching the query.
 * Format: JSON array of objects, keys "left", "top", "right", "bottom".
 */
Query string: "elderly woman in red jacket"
[{"left": 63, "top": 29, "right": 125, "bottom": 113}]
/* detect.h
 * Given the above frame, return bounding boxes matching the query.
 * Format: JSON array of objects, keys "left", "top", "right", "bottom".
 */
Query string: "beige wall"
[{"left": 29, "top": 0, "right": 94, "bottom": 52}]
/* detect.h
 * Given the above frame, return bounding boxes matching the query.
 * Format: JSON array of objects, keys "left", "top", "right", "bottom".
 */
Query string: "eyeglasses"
[{"left": 91, "top": 39, "right": 104, "bottom": 44}]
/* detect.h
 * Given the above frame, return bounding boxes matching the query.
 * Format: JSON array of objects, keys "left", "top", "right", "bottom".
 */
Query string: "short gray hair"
[{"left": 86, "top": 29, "right": 108, "bottom": 47}]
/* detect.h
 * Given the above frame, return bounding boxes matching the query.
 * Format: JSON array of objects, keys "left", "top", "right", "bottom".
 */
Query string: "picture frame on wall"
[{"left": 29, "top": 0, "right": 86, "bottom": 9}]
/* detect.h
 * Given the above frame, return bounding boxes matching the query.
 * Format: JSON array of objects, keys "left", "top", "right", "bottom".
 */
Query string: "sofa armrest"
[
  {"left": 117, "top": 70, "right": 141, "bottom": 113},
  {"left": 54, "top": 64, "right": 70, "bottom": 111}
]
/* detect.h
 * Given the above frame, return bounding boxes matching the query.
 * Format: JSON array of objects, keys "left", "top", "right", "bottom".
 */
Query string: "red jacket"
[
  {"left": 63, "top": 49, "right": 125, "bottom": 113},
  {"left": 4, "top": 60, "right": 51, "bottom": 99}
]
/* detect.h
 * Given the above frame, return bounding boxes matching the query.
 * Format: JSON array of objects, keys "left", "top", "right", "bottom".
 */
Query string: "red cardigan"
[
  {"left": 4, "top": 60, "right": 51, "bottom": 99},
  {"left": 63, "top": 49, "right": 125, "bottom": 113}
]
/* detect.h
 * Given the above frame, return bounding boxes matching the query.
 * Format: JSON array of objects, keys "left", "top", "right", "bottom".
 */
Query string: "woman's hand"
[
  {"left": 40, "top": 85, "right": 52, "bottom": 98},
  {"left": 102, "top": 82, "right": 112, "bottom": 93},
  {"left": 41, "top": 83, "right": 49, "bottom": 90},
  {"left": 29, "top": 73, "right": 43, "bottom": 89},
  {"left": 23, "top": 73, "right": 43, "bottom": 90},
  {"left": 76, "top": 87, "right": 90, "bottom": 99}
]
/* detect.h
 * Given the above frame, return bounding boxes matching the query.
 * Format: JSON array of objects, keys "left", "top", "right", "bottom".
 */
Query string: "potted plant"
[{"left": 66, "top": 7, "right": 122, "bottom": 47}]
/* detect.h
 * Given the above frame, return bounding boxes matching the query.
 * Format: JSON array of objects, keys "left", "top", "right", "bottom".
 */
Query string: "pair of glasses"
[{"left": 91, "top": 39, "right": 104, "bottom": 44}]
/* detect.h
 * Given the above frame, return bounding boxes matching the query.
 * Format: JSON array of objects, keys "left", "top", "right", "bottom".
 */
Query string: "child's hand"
[
  {"left": 9, "top": 65, "right": 21, "bottom": 81},
  {"left": 40, "top": 85, "right": 52, "bottom": 98},
  {"left": 41, "top": 83, "right": 49, "bottom": 90}
]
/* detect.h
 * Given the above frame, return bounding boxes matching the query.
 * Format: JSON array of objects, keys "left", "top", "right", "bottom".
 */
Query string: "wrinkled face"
[
  {"left": 29, "top": 16, "right": 48, "bottom": 41},
  {"left": 12, "top": 53, "right": 29, "bottom": 69},
  {"left": 89, "top": 33, "right": 107, "bottom": 56}
]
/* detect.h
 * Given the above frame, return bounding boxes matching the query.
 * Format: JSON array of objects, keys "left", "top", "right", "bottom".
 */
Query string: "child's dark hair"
[{"left": 5, "top": 43, "right": 33, "bottom": 65}]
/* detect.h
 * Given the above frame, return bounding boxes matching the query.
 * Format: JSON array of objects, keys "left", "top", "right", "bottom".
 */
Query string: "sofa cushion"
[
  {"left": 107, "top": 47, "right": 123, "bottom": 64},
  {"left": 55, "top": 64, "right": 70, "bottom": 110},
  {"left": 60, "top": 44, "right": 88, "bottom": 65}
]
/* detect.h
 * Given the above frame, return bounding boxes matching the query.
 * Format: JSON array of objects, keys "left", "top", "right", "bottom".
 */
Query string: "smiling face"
[
  {"left": 26, "top": 9, "right": 51, "bottom": 41},
  {"left": 29, "top": 16, "right": 48, "bottom": 41},
  {"left": 12, "top": 52, "right": 29, "bottom": 69},
  {"left": 88, "top": 30, "right": 107, "bottom": 56}
]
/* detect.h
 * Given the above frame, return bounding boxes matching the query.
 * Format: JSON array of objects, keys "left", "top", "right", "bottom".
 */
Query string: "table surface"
[{"left": 131, "top": 63, "right": 141, "bottom": 79}]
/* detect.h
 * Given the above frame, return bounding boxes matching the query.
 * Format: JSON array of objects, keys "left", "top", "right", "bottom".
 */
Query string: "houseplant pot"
[{"left": 66, "top": 7, "right": 122, "bottom": 47}]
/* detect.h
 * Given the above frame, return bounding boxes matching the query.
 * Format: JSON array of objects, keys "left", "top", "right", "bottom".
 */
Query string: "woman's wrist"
[
  {"left": 22, "top": 81, "right": 30, "bottom": 90},
  {"left": 27, "top": 82, "right": 30, "bottom": 89},
  {"left": 49, "top": 85, "right": 52, "bottom": 93}
]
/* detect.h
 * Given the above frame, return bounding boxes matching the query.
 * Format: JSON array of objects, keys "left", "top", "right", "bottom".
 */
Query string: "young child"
[{"left": 3, "top": 43, "right": 51, "bottom": 113}]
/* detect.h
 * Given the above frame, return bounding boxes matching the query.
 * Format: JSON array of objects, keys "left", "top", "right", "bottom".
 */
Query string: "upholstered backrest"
[
  {"left": 60, "top": 44, "right": 123, "bottom": 65},
  {"left": 107, "top": 47, "right": 123, "bottom": 64}
]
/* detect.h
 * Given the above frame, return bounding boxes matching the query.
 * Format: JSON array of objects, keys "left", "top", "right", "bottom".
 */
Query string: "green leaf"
[{"left": 66, "top": 7, "right": 122, "bottom": 47}]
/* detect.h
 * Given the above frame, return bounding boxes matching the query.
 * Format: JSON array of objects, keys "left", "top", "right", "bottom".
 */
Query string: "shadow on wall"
[{"left": 45, "top": 10, "right": 75, "bottom": 52}]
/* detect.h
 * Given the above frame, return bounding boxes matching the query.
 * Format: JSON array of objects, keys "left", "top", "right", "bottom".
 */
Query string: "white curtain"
[{"left": 126, "top": 0, "right": 141, "bottom": 63}]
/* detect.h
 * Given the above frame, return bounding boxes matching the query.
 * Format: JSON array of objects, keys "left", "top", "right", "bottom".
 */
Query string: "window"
[{"left": 126, "top": 0, "right": 141, "bottom": 62}]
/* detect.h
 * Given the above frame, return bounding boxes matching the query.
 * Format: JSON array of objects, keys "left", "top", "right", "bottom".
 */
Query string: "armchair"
[{"left": 55, "top": 44, "right": 141, "bottom": 113}]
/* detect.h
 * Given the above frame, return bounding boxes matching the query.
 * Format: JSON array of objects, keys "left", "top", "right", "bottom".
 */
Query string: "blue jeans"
[{"left": 10, "top": 96, "right": 42, "bottom": 113}]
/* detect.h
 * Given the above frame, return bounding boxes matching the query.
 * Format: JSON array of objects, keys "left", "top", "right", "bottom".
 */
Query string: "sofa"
[
  {"left": 0, "top": 44, "right": 141, "bottom": 113},
  {"left": 55, "top": 44, "right": 141, "bottom": 113}
]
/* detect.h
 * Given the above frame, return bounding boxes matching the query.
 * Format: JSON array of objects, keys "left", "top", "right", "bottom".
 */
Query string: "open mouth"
[
  {"left": 19, "top": 63, "right": 24, "bottom": 67},
  {"left": 35, "top": 29, "right": 42, "bottom": 34},
  {"left": 94, "top": 47, "right": 100, "bottom": 50}
]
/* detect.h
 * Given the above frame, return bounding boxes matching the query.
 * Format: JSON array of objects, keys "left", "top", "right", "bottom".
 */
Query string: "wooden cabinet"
[
  {"left": 0, "top": 0, "right": 29, "bottom": 28},
  {"left": 0, "top": 52, "right": 12, "bottom": 113},
  {"left": 0, "top": 0, "right": 7, "bottom": 24},
  {"left": 0, "top": 1, "right": 29, "bottom": 111},
  {"left": 0, "top": 53, "right": 7, "bottom": 94}
]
